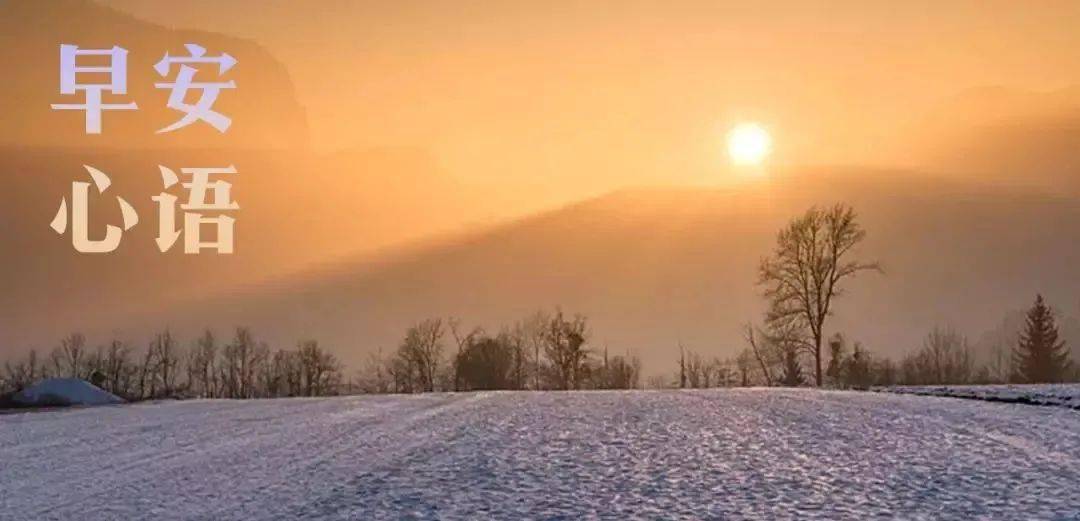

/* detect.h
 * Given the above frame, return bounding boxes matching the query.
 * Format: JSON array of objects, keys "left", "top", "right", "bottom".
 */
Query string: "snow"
[
  {"left": 879, "top": 383, "right": 1080, "bottom": 410},
  {"left": 2, "top": 389, "right": 1079, "bottom": 520},
  {"left": 11, "top": 378, "right": 125, "bottom": 407}
]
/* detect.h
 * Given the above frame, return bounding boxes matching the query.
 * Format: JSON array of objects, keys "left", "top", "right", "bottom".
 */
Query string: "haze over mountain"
[{"left": 898, "top": 86, "right": 1080, "bottom": 193}]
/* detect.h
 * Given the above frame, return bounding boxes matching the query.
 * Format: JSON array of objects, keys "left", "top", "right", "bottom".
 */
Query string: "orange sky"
[{"left": 100, "top": 0, "right": 1080, "bottom": 195}]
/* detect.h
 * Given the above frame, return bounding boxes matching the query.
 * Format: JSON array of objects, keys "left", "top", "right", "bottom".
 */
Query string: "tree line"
[
  {"left": 724, "top": 203, "right": 1076, "bottom": 389},
  {"left": 353, "top": 310, "right": 642, "bottom": 393},
  {"left": 1, "top": 328, "right": 344, "bottom": 400},
  {"left": 707, "top": 307, "right": 1076, "bottom": 391},
  {"left": 3, "top": 203, "right": 1075, "bottom": 399},
  {"left": 0, "top": 308, "right": 644, "bottom": 399}
]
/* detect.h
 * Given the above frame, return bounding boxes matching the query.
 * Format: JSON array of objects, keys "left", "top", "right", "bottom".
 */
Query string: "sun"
[{"left": 727, "top": 123, "right": 772, "bottom": 166}]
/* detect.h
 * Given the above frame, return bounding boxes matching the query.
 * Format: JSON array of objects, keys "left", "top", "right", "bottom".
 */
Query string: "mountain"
[{"left": 67, "top": 169, "right": 1080, "bottom": 374}]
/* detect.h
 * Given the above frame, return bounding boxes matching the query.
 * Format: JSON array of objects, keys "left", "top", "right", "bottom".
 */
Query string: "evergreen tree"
[
  {"left": 780, "top": 348, "right": 805, "bottom": 387},
  {"left": 1012, "top": 294, "right": 1071, "bottom": 383}
]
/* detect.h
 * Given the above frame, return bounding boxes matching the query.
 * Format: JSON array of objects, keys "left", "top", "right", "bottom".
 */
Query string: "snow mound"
[{"left": 13, "top": 378, "right": 125, "bottom": 407}]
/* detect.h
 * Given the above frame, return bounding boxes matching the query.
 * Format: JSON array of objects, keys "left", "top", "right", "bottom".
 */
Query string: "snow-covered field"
[
  {"left": 880, "top": 383, "right": 1080, "bottom": 410},
  {"left": 2, "top": 389, "right": 1079, "bottom": 520}
]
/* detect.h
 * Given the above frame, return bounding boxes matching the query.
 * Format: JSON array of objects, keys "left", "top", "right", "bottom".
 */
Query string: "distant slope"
[
  {"left": 924, "top": 116, "right": 1080, "bottom": 191},
  {"left": 107, "top": 170, "right": 1080, "bottom": 373},
  {"left": 901, "top": 86, "right": 1080, "bottom": 192}
]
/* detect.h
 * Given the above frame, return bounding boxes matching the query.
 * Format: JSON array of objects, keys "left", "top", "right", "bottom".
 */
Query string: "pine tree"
[
  {"left": 780, "top": 347, "right": 805, "bottom": 387},
  {"left": 1012, "top": 294, "right": 1071, "bottom": 383}
]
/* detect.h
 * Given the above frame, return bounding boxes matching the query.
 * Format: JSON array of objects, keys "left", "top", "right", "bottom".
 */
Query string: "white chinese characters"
[
  {"left": 49, "top": 45, "right": 139, "bottom": 134},
  {"left": 49, "top": 42, "right": 243, "bottom": 255},
  {"left": 50, "top": 43, "right": 237, "bottom": 134},
  {"left": 154, "top": 44, "right": 237, "bottom": 133},
  {"left": 153, "top": 166, "right": 240, "bottom": 253},
  {"left": 50, "top": 165, "right": 138, "bottom": 253},
  {"left": 51, "top": 165, "right": 240, "bottom": 254}
]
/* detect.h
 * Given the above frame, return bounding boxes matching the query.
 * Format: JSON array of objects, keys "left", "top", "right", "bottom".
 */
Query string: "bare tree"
[
  {"left": 543, "top": 310, "right": 589, "bottom": 390},
  {"left": 221, "top": 327, "right": 261, "bottom": 398},
  {"left": 685, "top": 351, "right": 705, "bottom": 388},
  {"left": 743, "top": 324, "right": 774, "bottom": 386},
  {"left": 150, "top": 330, "right": 180, "bottom": 397},
  {"left": 449, "top": 318, "right": 482, "bottom": 391},
  {"left": 186, "top": 330, "right": 218, "bottom": 398},
  {"left": 900, "top": 326, "right": 975, "bottom": 385},
  {"left": 605, "top": 352, "right": 641, "bottom": 389},
  {"left": 506, "top": 328, "right": 528, "bottom": 390},
  {"left": 297, "top": 340, "right": 342, "bottom": 396},
  {"left": 397, "top": 319, "right": 446, "bottom": 392},
  {"left": 678, "top": 342, "right": 687, "bottom": 388},
  {"left": 592, "top": 346, "right": 640, "bottom": 390},
  {"left": 454, "top": 334, "right": 515, "bottom": 390},
  {"left": 988, "top": 340, "right": 1012, "bottom": 384},
  {"left": 51, "top": 333, "right": 87, "bottom": 378},
  {"left": 516, "top": 311, "right": 549, "bottom": 390},
  {"left": 735, "top": 349, "right": 754, "bottom": 386},
  {"left": 825, "top": 333, "right": 848, "bottom": 387},
  {"left": 926, "top": 327, "right": 974, "bottom": 384},
  {"left": 758, "top": 204, "right": 880, "bottom": 386},
  {"left": 278, "top": 348, "right": 305, "bottom": 397},
  {"left": 2, "top": 349, "right": 41, "bottom": 393},
  {"left": 137, "top": 342, "right": 157, "bottom": 399},
  {"left": 706, "top": 358, "right": 732, "bottom": 388},
  {"left": 647, "top": 374, "right": 672, "bottom": 389},
  {"left": 97, "top": 339, "right": 134, "bottom": 398},
  {"left": 388, "top": 351, "right": 417, "bottom": 393},
  {"left": 356, "top": 347, "right": 392, "bottom": 394}
]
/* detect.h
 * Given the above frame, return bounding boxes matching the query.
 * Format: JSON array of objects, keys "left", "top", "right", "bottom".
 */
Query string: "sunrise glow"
[{"left": 727, "top": 123, "right": 772, "bottom": 166}]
